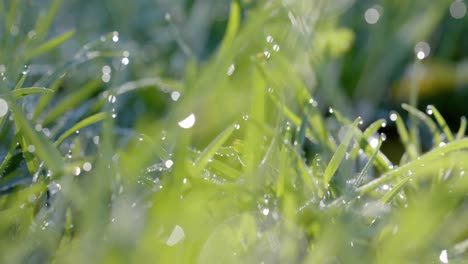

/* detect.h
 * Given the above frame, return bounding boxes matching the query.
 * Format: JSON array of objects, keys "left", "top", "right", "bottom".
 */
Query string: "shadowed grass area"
[{"left": 0, "top": 0, "right": 468, "bottom": 263}]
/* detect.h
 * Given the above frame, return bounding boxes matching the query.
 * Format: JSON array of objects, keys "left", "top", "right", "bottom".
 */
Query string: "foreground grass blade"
[
  {"left": 402, "top": 103, "right": 441, "bottom": 147},
  {"left": 355, "top": 135, "right": 383, "bottom": 188},
  {"left": 192, "top": 124, "right": 236, "bottom": 177},
  {"left": 392, "top": 111, "right": 418, "bottom": 160},
  {"left": 456, "top": 116, "right": 466, "bottom": 140},
  {"left": 323, "top": 118, "right": 360, "bottom": 186},
  {"left": 54, "top": 112, "right": 107, "bottom": 146},
  {"left": 218, "top": 0, "right": 240, "bottom": 57}
]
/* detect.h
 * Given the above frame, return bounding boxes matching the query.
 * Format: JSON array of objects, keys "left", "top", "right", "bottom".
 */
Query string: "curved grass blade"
[
  {"left": 428, "top": 104, "right": 454, "bottom": 142},
  {"left": 33, "top": 0, "right": 63, "bottom": 41},
  {"left": 10, "top": 87, "right": 54, "bottom": 98},
  {"left": 350, "top": 118, "right": 385, "bottom": 158},
  {"left": 456, "top": 116, "right": 466, "bottom": 140},
  {"left": 32, "top": 75, "right": 65, "bottom": 120},
  {"left": 402, "top": 103, "right": 441, "bottom": 147},
  {"left": 380, "top": 177, "right": 410, "bottom": 204},
  {"left": 323, "top": 118, "right": 360, "bottom": 186},
  {"left": 392, "top": 111, "right": 419, "bottom": 160},
  {"left": 54, "top": 112, "right": 107, "bottom": 147},
  {"left": 192, "top": 124, "right": 236, "bottom": 177},
  {"left": 354, "top": 135, "right": 383, "bottom": 188},
  {"left": 218, "top": 0, "right": 241, "bottom": 57},
  {"left": 25, "top": 30, "right": 75, "bottom": 60},
  {"left": 0, "top": 134, "right": 20, "bottom": 177}
]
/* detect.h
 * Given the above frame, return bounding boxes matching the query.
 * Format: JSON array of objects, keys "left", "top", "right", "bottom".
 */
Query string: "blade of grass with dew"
[
  {"left": 354, "top": 135, "right": 383, "bottom": 188},
  {"left": 10, "top": 87, "right": 54, "bottom": 98},
  {"left": 17, "top": 134, "right": 40, "bottom": 174},
  {"left": 380, "top": 177, "right": 410, "bottom": 204},
  {"left": 358, "top": 138, "right": 468, "bottom": 194},
  {"left": 9, "top": 101, "right": 64, "bottom": 174},
  {"left": 428, "top": 104, "right": 454, "bottom": 142},
  {"left": 192, "top": 124, "right": 236, "bottom": 177},
  {"left": 0, "top": 134, "right": 20, "bottom": 177},
  {"left": 392, "top": 111, "right": 419, "bottom": 160},
  {"left": 207, "top": 159, "right": 242, "bottom": 181},
  {"left": 42, "top": 79, "right": 101, "bottom": 126},
  {"left": 331, "top": 108, "right": 392, "bottom": 173},
  {"left": 350, "top": 118, "right": 386, "bottom": 158},
  {"left": 456, "top": 116, "right": 466, "bottom": 140},
  {"left": 323, "top": 118, "right": 360, "bottom": 186},
  {"left": 24, "top": 30, "right": 75, "bottom": 60},
  {"left": 402, "top": 103, "right": 441, "bottom": 147},
  {"left": 54, "top": 112, "right": 107, "bottom": 147}
]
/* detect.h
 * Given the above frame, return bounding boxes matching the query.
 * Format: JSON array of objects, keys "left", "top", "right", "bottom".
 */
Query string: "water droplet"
[
  {"left": 107, "top": 95, "right": 117, "bottom": 104},
  {"left": 381, "top": 121, "right": 387, "bottom": 128},
  {"left": 48, "top": 182, "right": 62, "bottom": 195},
  {"left": 267, "top": 87, "right": 274, "bottom": 93},
  {"left": 112, "top": 31, "right": 119, "bottom": 42},
  {"left": 73, "top": 167, "right": 81, "bottom": 176},
  {"left": 439, "top": 142, "right": 446, "bottom": 147},
  {"left": 450, "top": 1, "right": 466, "bottom": 19},
  {"left": 22, "top": 65, "right": 29, "bottom": 75},
  {"left": 309, "top": 98, "right": 318, "bottom": 107},
  {"left": 102, "top": 65, "right": 111, "bottom": 75},
  {"left": 75, "top": 130, "right": 80, "bottom": 134},
  {"left": 358, "top": 117, "right": 364, "bottom": 125},
  {"left": 0, "top": 98, "right": 9, "bottom": 117},
  {"left": 261, "top": 208, "right": 270, "bottom": 216},
  {"left": 364, "top": 6, "right": 381, "bottom": 24},
  {"left": 266, "top": 35, "right": 274, "bottom": 43},
  {"left": 166, "top": 225, "right": 185, "bottom": 246},
  {"left": 165, "top": 160, "right": 174, "bottom": 169},
  {"left": 439, "top": 249, "right": 448, "bottom": 263},
  {"left": 121, "top": 57, "right": 130, "bottom": 65},
  {"left": 390, "top": 111, "right": 398, "bottom": 121},
  {"left": 272, "top": 44, "right": 280, "bottom": 52},
  {"left": 414, "top": 42, "right": 430, "bottom": 60},
  {"left": 242, "top": 114, "right": 249, "bottom": 121},
  {"left": 263, "top": 50, "right": 271, "bottom": 59},
  {"left": 328, "top": 107, "right": 334, "bottom": 114},
  {"left": 178, "top": 113, "right": 196, "bottom": 129},
  {"left": 93, "top": 136, "right": 100, "bottom": 145},
  {"left": 369, "top": 135, "right": 380, "bottom": 148},
  {"left": 27, "top": 145, "right": 35, "bottom": 153},
  {"left": 161, "top": 131, "right": 167, "bottom": 141},
  {"left": 35, "top": 123, "right": 43, "bottom": 131},
  {"left": 165, "top": 13, "right": 172, "bottom": 21},
  {"left": 171, "top": 91, "right": 181, "bottom": 101},
  {"left": 380, "top": 133, "right": 387, "bottom": 141},
  {"left": 234, "top": 123, "right": 240, "bottom": 130},
  {"left": 426, "top": 105, "right": 433, "bottom": 115},
  {"left": 227, "top": 64, "right": 236, "bottom": 76},
  {"left": 83, "top": 162, "right": 93, "bottom": 172}
]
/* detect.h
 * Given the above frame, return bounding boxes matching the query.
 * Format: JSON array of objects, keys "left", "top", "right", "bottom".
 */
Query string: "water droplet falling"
[{"left": 178, "top": 113, "right": 196, "bottom": 129}]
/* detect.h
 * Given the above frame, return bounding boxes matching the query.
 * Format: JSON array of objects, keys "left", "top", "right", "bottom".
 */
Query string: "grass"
[{"left": 1, "top": 0, "right": 468, "bottom": 263}]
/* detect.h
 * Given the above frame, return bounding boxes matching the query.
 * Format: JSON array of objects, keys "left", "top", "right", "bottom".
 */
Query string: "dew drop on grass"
[
  {"left": 0, "top": 98, "right": 8, "bottom": 117},
  {"left": 309, "top": 98, "right": 318, "bottom": 107},
  {"left": 170, "top": 91, "right": 180, "bottom": 101},
  {"left": 364, "top": 6, "right": 381, "bottom": 24},
  {"left": 227, "top": 64, "right": 236, "bottom": 76},
  {"left": 35, "top": 123, "right": 43, "bottom": 131},
  {"left": 234, "top": 123, "right": 240, "bottom": 130},
  {"left": 263, "top": 50, "right": 271, "bottom": 58},
  {"left": 389, "top": 111, "right": 398, "bottom": 121},
  {"left": 380, "top": 133, "right": 387, "bottom": 141},
  {"left": 272, "top": 44, "right": 280, "bottom": 52},
  {"left": 414, "top": 42, "right": 430, "bottom": 60},
  {"left": 381, "top": 121, "right": 387, "bottom": 128},
  {"left": 83, "top": 162, "right": 93, "bottom": 172},
  {"left": 107, "top": 95, "right": 117, "bottom": 103},
  {"left": 242, "top": 114, "right": 249, "bottom": 121},
  {"left": 426, "top": 105, "right": 433, "bottom": 115},
  {"left": 73, "top": 167, "right": 81, "bottom": 176},
  {"left": 267, "top": 87, "right": 274, "bottom": 93},
  {"left": 22, "top": 65, "right": 29, "bottom": 75},
  {"left": 450, "top": 1, "right": 467, "bottom": 19},
  {"left": 48, "top": 182, "right": 62, "bottom": 195},
  {"left": 266, "top": 35, "right": 274, "bottom": 43},
  {"left": 121, "top": 57, "right": 130, "bottom": 65},
  {"left": 328, "top": 107, "right": 334, "bottom": 114},
  {"left": 261, "top": 208, "right": 270, "bottom": 216},
  {"left": 27, "top": 145, "right": 35, "bottom": 153},
  {"left": 164, "top": 160, "right": 174, "bottom": 169},
  {"left": 178, "top": 113, "right": 196, "bottom": 129},
  {"left": 93, "top": 136, "right": 100, "bottom": 145},
  {"left": 166, "top": 225, "right": 185, "bottom": 246},
  {"left": 439, "top": 249, "right": 448, "bottom": 264},
  {"left": 112, "top": 31, "right": 119, "bottom": 42}
]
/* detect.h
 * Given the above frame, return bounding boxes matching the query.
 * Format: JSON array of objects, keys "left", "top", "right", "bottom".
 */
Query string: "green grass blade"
[
  {"left": 380, "top": 177, "right": 410, "bottom": 204},
  {"left": 33, "top": 0, "right": 63, "bottom": 41},
  {"left": 32, "top": 76, "right": 64, "bottom": 120},
  {"left": 10, "top": 87, "right": 54, "bottom": 98},
  {"left": 323, "top": 118, "right": 360, "bottom": 186},
  {"left": 42, "top": 79, "right": 101, "bottom": 126},
  {"left": 192, "top": 124, "right": 236, "bottom": 177},
  {"left": 25, "top": 30, "right": 75, "bottom": 60},
  {"left": 0, "top": 134, "right": 19, "bottom": 177},
  {"left": 456, "top": 116, "right": 466, "bottom": 140},
  {"left": 428, "top": 104, "right": 454, "bottom": 142},
  {"left": 350, "top": 118, "right": 385, "bottom": 158},
  {"left": 355, "top": 135, "right": 383, "bottom": 188},
  {"left": 402, "top": 103, "right": 441, "bottom": 147},
  {"left": 217, "top": 0, "right": 240, "bottom": 56},
  {"left": 392, "top": 111, "right": 419, "bottom": 160},
  {"left": 54, "top": 112, "right": 107, "bottom": 147},
  {"left": 9, "top": 101, "right": 64, "bottom": 174}
]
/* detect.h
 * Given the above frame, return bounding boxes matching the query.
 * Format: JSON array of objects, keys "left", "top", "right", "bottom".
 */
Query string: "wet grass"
[{"left": 0, "top": 0, "right": 468, "bottom": 263}]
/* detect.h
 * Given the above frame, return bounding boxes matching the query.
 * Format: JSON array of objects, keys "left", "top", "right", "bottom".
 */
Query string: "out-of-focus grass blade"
[
  {"left": 456, "top": 116, "right": 466, "bottom": 140},
  {"left": 10, "top": 102, "right": 64, "bottom": 174},
  {"left": 32, "top": 75, "right": 65, "bottom": 120},
  {"left": 33, "top": 0, "right": 63, "bottom": 41},
  {"left": 381, "top": 177, "right": 409, "bottom": 204},
  {"left": 392, "top": 111, "right": 419, "bottom": 160},
  {"left": 192, "top": 124, "right": 236, "bottom": 177},
  {"left": 10, "top": 87, "right": 54, "bottom": 98},
  {"left": 54, "top": 112, "right": 107, "bottom": 147},
  {"left": 350, "top": 118, "right": 385, "bottom": 158},
  {"left": 218, "top": 0, "right": 240, "bottom": 57},
  {"left": 0, "top": 134, "right": 20, "bottom": 177},
  {"left": 323, "top": 118, "right": 360, "bottom": 186},
  {"left": 402, "top": 103, "right": 441, "bottom": 147},
  {"left": 25, "top": 30, "right": 75, "bottom": 60},
  {"left": 42, "top": 79, "right": 101, "bottom": 126},
  {"left": 428, "top": 104, "right": 454, "bottom": 142},
  {"left": 18, "top": 134, "right": 40, "bottom": 174},
  {"left": 208, "top": 159, "right": 241, "bottom": 181}
]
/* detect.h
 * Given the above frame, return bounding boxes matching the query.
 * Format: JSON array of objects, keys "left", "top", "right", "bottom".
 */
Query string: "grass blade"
[
  {"left": 25, "top": 30, "right": 75, "bottom": 60},
  {"left": 355, "top": 135, "right": 384, "bottom": 188},
  {"left": 54, "top": 112, "right": 107, "bottom": 146},
  {"left": 428, "top": 104, "right": 454, "bottom": 142},
  {"left": 456, "top": 116, "right": 466, "bottom": 140},
  {"left": 402, "top": 103, "right": 441, "bottom": 147},
  {"left": 11, "top": 87, "right": 54, "bottom": 98},
  {"left": 392, "top": 111, "right": 419, "bottom": 160},
  {"left": 218, "top": 0, "right": 240, "bottom": 57}
]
